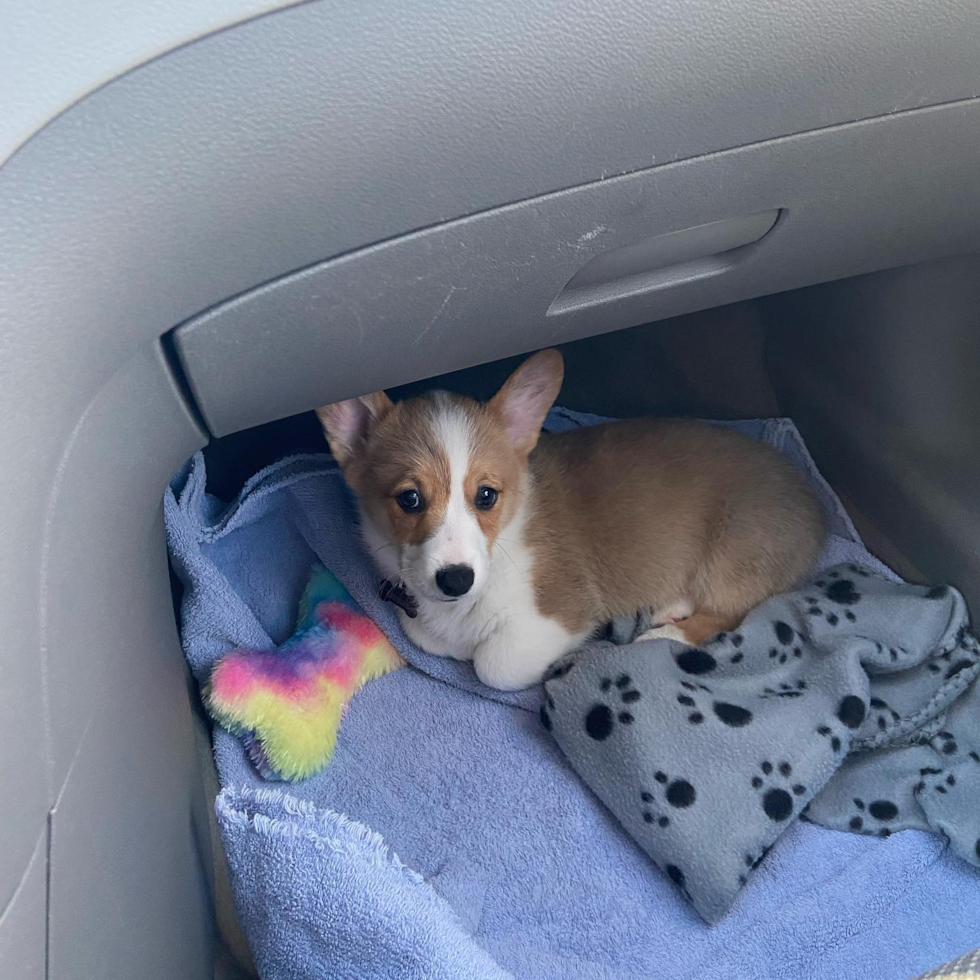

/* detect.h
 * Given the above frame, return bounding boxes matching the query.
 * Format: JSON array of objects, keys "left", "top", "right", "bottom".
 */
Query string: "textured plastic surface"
[
  {"left": 174, "top": 100, "right": 980, "bottom": 435},
  {"left": 3, "top": 0, "right": 980, "bottom": 975},
  {"left": 40, "top": 351, "right": 211, "bottom": 978},
  {"left": 5, "top": 0, "right": 980, "bottom": 361},
  {"left": 0, "top": 0, "right": 299, "bottom": 161},
  {"left": 0, "top": 833, "right": 46, "bottom": 980},
  {"left": 764, "top": 254, "right": 980, "bottom": 612},
  {"left": 552, "top": 210, "right": 779, "bottom": 302}
]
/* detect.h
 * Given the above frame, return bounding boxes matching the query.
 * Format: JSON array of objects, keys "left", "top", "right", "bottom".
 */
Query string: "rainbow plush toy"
[{"left": 207, "top": 565, "right": 403, "bottom": 781}]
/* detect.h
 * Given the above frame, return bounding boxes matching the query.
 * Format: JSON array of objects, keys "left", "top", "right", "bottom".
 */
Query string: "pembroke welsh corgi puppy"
[{"left": 317, "top": 349, "right": 825, "bottom": 690}]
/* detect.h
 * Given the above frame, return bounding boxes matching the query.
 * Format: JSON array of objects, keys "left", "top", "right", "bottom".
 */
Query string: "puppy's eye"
[
  {"left": 475, "top": 486, "right": 498, "bottom": 510},
  {"left": 396, "top": 489, "right": 424, "bottom": 513}
]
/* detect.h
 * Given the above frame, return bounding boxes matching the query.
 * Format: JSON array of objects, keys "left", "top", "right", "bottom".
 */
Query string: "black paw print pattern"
[
  {"left": 769, "top": 620, "right": 804, "bottom": 663},
  {"left": 662, "top": 862, "right": 693, "bottom": 903},
  {"left": 675, "top": 679, "right": 711, "bottom": 724},
  {"left": 541, "top": 659, "right": 576, "bottom": 730},
  {"left": 762, "top": 679, "right": 808, "bottom": 700},
  {"left": 913, "top": 765, "right": 957, "bottom": 798},
  {"left": 917, "top": 751, "right": 980, "bottom": 855},
  {"left": 836, "top": 695, "right": 867, "bottom": 729},
  {"left": 584, "top": 674, "right": 641, "bottom": 741},
  {"left": 805, "top": 569, "right": 862, "bottom": 626},
  {"left": 544, "top": 659, "right": 575, "bottom": 682},
  {"left": 816, "top": 694, "right": 866, "bottom": 755},
  {"left": 866, "top": 640, "right": 909, "bottom": 664},
  {"left": 936, "top": 630, "right": 980, "bottom": 680},
  {"left": 738, "top": 845, "right": 773, "bottom": 885},
  {"left": 967, "top": 749, "right": 980, "bottom": 861},
  {"left": 816, "top": 724, "right": 843, "bottom": 754},
  {"left": 954, "top": 624, "right": 980, "bottom": 652},
  {"left": 675, "top": 680, "right": 754, "bottom": 728},
  {"left": 934, "top": 730, "right": 959, "bottom": 756},
  {"left": 639, "top": 790, "right": 671, "bottom": 829},
  {"left": 926, "top": 640, "right": 978, "bottom": 679},
  {"left": 868, "top": 697, "right": 901, "bottom": 732},
  {"left": 675, "top": 648, "right": 718, "bottom": 675},
  {"left": 751, "top": 760, "right": 807, "bottom": 822},
  {"left": 848, "top": 796, "right": 900, "bottom": 836},
  {"left": 944, "top": 656, "right": 979, "bottom": 681},
  {"left": 716, "top": 631, "right": 746, "bottom": 665},
  {"left": 639, "top": 770, "right": 697, "bottom": 827},
  {"left": 916, "top": 751, "right": 980, "bottom": 831},
  {"left": 539, "top": 691, "right": 555, "bottom": 731}
]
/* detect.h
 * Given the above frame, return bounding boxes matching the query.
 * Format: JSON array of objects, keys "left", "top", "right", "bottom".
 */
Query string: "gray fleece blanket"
[{"left": 543, "top": 565, "right": 980, "bottom": 923}]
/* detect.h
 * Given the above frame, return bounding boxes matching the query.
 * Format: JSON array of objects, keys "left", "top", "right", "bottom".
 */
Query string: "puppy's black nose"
[{"left": 435, "top": 564, "right": 475, "bottom": 597}]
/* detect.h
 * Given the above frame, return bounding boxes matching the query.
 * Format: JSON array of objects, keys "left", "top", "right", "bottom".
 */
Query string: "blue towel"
[
  {"left": 166, "top": 409, "right": 980, "bottom": 980},
  {"left": 216, "top": 788, "right": 511, "bottom": 980}
]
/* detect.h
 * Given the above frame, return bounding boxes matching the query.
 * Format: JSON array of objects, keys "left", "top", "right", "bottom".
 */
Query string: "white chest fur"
[{"left": 361, "top": 498, "right": 588, "bottom": 690}]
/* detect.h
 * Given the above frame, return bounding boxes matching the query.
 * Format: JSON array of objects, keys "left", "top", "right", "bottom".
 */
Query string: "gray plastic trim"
[
  {"left": 764, "top": 254, "right": 980, "bottom": 610},
  {"left": 549, "top": 210, "right": 781, "bottom": 317},
  {"left": 6, "top": 0, "right": 980, "bottom": 337},
  {"left": 0, "top": 0, "right": 300, "bottom": 162},
  {"left": 556, "top": 211, "right": 780, "bottom": 295},
  {"left": 4, "top": 0, "right": 980, "bottom": 973},
  {"left": 0, "top": 831, "right": 46, "bottom": 980},
  {"left": 174, "top": 99, "right": 980, "bottom": 435}
]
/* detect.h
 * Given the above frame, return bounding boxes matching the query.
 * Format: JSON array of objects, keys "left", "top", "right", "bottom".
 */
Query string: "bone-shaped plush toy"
[{"left": 207, "top": 565, "right": 403, "bottom": 781}]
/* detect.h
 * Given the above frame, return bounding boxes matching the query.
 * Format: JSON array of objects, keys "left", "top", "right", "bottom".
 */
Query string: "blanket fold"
[
  {"left": 543, "top": 565, "right": 980, "bottom": 922},
  {"left": 216, "top": 787, "right": 513, "bottom": 980},
  {"left": 166, "top": 409, "right": 980, "bottom": 980}
]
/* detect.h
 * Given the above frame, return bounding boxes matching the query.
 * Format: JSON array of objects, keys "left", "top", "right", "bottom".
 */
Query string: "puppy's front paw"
[
  {"left": 474, "top": 653, "right": 546, "bottom": 691},
  {"left": 401, "top": 611, "right": 473, "bottom": 660},
  {"left": 473, "top": 639, "right": 559, "bottom": 691}
]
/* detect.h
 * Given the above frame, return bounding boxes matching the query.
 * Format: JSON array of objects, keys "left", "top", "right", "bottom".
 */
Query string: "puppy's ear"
[
  {"left": 489, "top": 349, "right": 563, "bottom": 454},
  {"left": 315, "top": 391, "right": 393, "bottom": 466}
]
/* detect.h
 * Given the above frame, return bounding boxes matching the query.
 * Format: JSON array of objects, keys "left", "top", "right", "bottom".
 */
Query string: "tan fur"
[
  {"left": 319, "top": 349, "right": 825, "bottom": 653},
  {"left": 461, "top": 406, "right": 526, "bottom": 549},
  {"left": 337, "top": 396, "right": 451, "bottom": 546},
  {"left": 671, "top": 612, "right": 742, "bottom": 646},
  {"left": 525, "top": 417, "right": 825, "bottom": 635},
  {"left": 329, "top": 392, "right": 528, "bottom": 556}
]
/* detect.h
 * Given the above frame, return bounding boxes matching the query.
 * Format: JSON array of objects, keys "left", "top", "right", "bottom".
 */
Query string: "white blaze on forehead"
[{"left": 425, "top": 397, "right": 487, "bottom": 578}]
